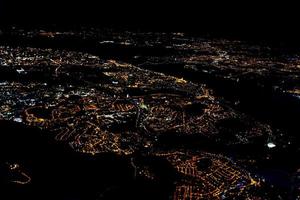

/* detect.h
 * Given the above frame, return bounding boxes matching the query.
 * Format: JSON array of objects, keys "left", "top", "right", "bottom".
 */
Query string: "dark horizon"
[{"left": 0, "top": 1, "right": 298, "bottom": 43}]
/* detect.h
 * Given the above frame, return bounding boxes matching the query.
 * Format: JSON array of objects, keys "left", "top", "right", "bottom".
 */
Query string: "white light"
[
  {"left": 99, "top": 40, "right": 115, "bottom": 44},
  {"left": 16, "top": 68, "right": 25, "bottom": 74},
  {"left": 267, "top": 142, "right": 276, "bottom": 148},
  {"left": 13, "top": 117, "right": 23, "bottom": 123},
  {"left": 0, "top": 82, "right": 8, "bottom": 86}
]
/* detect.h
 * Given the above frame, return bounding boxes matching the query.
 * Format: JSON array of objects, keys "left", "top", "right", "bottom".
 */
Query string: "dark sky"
[
  {"left": 0, "top": 1, "right": 298, "bottom": 42},
  {"left": 0, "top": 1, "right": 284, "bottom": 26},
  {"left": 0, "top": 1, "right": 236, "bottom": 25}
]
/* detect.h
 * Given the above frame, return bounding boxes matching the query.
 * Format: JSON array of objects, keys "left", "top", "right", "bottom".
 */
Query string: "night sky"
[{"left": 0, "top": 1, "right": 298, "bottom": 43}]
